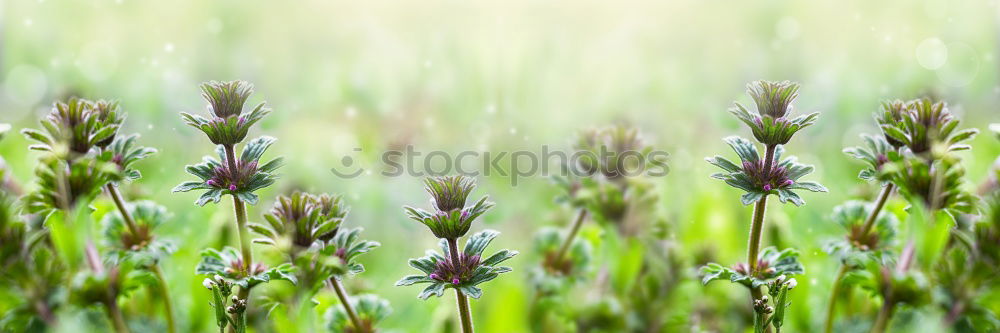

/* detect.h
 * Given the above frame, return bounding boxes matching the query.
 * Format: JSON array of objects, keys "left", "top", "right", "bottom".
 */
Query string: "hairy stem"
[
  {"left": 747, "top": 194, "right": 769, "bottom": 305},
  {"left": 826, "top": 184, "right": 894, "bottom": 333},
  {"left": 106, "top": 183, "right": 176, "bottom": 332},
  {"left": 823, "top": 265, "right": 850, "bottom": 333},
  {"left": 762, "top": 144, "right": 777, "bottom": 176},
  {"left": 224, "top": 144, "right": 253, "bottom": 332},
  {"left": 860, "top": 184, "right": 894, "bottom": 236},
  {"left": 330, "top": 278, "right": 364, "bottom": 332},
  {"left": 745, "top": 144, "right": 777, "bottom": 332},
  {"left": 106, "top": 184, "right": 139, "bottom": 236},
  {"left": 150, "top": 265, "right": 177, "bottom": 333},
  {"left": 748, "top": 144, "right": 777, "bottom": 276},
  {"left": 552, "top": 208, "right": 588, "bottom": 267},
  {"left": 447, "top": 238, "right": 474, "bottom": 333}
]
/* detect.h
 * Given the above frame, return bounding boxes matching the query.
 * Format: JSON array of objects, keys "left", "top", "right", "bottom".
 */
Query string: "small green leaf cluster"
[
  {"left": 397, "top": 230, "right": 517, "bottom": 299},
  {"left": 701, "top": 247, "right": 804, "bottom": 288},
  {"left": 405, "top": 176, "right": 494, "bottom": 239}
]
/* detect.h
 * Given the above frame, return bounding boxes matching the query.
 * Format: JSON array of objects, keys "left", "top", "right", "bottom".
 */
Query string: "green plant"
[
  {"left": 701, "top": 80, "right": 825, "bottom": 332},
  {"left": 397, "top": 176, "right": 517, "bottom": 333},
  {"left": 174, "top": 80, "right": 285, "bottom": 332},
  {"left": 251, "top": 190, "right": 390, "bottom": 332}
]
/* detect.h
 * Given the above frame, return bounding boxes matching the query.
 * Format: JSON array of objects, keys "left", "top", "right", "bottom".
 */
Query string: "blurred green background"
[{"left": 1, "top": 0, "right": 999, "bottom": 332}]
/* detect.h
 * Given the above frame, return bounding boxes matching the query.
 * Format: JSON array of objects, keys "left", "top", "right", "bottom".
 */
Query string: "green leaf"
[
  {"left": 417, "top": 282, "right": 446, "bottom": 299},
  {"left": 464, "top": 229, "right": 499, "bottom": 257},
  {"left": 396, "top": 275, "right": 434, "bottom": 286}
]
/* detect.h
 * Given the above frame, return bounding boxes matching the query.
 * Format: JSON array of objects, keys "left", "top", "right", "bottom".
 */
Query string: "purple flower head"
[
  {"left": 430, "top": 253, "right": 481, "bottom": 285},
  {"left": 742, "top": 159, "right": 794, "bottom": 193},
  {"left": 206, "top": 160, "right": 260, "bottom": 192}
]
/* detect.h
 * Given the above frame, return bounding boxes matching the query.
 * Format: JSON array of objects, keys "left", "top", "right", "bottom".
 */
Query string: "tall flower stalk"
[
  {"left": 88, "top": 100, "right": 175, "bottom": 332},
  {"left": 822, "top": 105, "right": 903, "bottom": 333},
  {"left": 701, "top": 81, "right": 826, "bottom": 332},
  {"left": 861, "top": 98, "right": 977, "bottom": 332},
  {"left": 175, "top": 81, "right": 284, "bottom": 332},
  {"left": 19, "top": 97, "right": 178, "bottom": 332},
  {"left": 397, "top": 176, "right": 517, "bottom": 333}
]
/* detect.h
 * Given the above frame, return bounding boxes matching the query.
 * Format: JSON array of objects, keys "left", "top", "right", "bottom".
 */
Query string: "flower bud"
[{"left": 202, "top": 278, "right": 215, "bottom": 290}]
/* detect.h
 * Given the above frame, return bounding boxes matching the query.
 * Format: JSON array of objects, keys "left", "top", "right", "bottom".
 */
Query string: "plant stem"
[
  {"left": 447, "top": 238, "right": 474, "bottom": 333},
  {"left": 224, "top": 144, "right": 253, "bottom": 332},
  {"left": 748, "top": 144, "right": 777, "bottom": 276},
  {"left": 552, "top": 208, "right": 588, "bottom": 267},
  {"left": 150, "top": 265, "right": 177, "bottom": 333},
  {"left": 860, "top": 184, "right": 894, "bottom": 236},
  {"left": 107, "top": 179, "right": 177, "bottom": 332},
  {"left": 329, "top": 277, "right": 364, "bottom": 332},
  {"left": 223, "top": 145, "right": 253, "bottom": 275},
  {"left": 747, "top": 196, "right": 768, "bottom": 279},
  {"left": 745, "top": 144, "right": 776, "bottom": 332},
  {"left": 870, "top": 298, "right": 894, "bottom": 333},
  {"left": 826, "top": 184, "right": 893, "bottom": 333},
  {"left": 106, "top": 301, "right": 131, "bottom": 333},
  {"left": 105, "top": 184, "right": 139, "bottom": 236},
  {"left": 823, "top": 265, "right": 849, "bottom": 333}
]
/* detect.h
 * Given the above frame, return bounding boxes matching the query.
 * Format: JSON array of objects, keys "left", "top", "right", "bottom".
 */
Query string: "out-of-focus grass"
[{"left": 1, "top": 0, "right": 998, "bottom": 331}]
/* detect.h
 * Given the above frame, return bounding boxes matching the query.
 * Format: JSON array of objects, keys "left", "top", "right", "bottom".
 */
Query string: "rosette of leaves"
[
  {"left": 405, "top": 176, "right": 494, "bottom": 240},
  {"left": 823, "top": 201, "right": 898, "bottom": 266},
  {"left": 325, "top": 294, "right": 392, "bottom": 333},
  {"left": 21, "top": 98, "right": 120, "bottom": 158},
  {"left": 534, "top": 227, "right": 591, "bottom": 278},
  {"left": 319, "top": 227, "right": 380, "bottom": 276},
  {"left": 98, "top": 134, "right": 157, "bottom": 183},
  {"left": 882, "top": 154, "right": 975, "bottom": 217},
  {"left": 196, "top": 247, "right": 295, "bottom": 290},
  {"left": 172, "top": 136, "right": 283, "bottom": 206},
  {"left": 707, "top": 136, "right": 827, "bottom": 206},
  {"left": 181, "top": 81, "right": 270, "bottom": 146},
  {"left": 396, "top": 230, "right": 517, "bottom": 299},
  {"left": 843, "top": 134, "right": 897, "bottom": 183},
  {"left": 701, "top": 247, "right": 804, "bottom": 288},
  {"left": 729, "top": 81, "right": 818, "bottom": 146},
  {"left": 878, "top": 98, "right": 978, "bottom": 157},
  {"left": 101, "top": 201, "right": 175, "bottom": 266},
  {"left": 23, "top": 156, "right": 116, "bottom": 216},
  {"left": 250, "top": 192, "right": 343, "bottom": 252}
]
